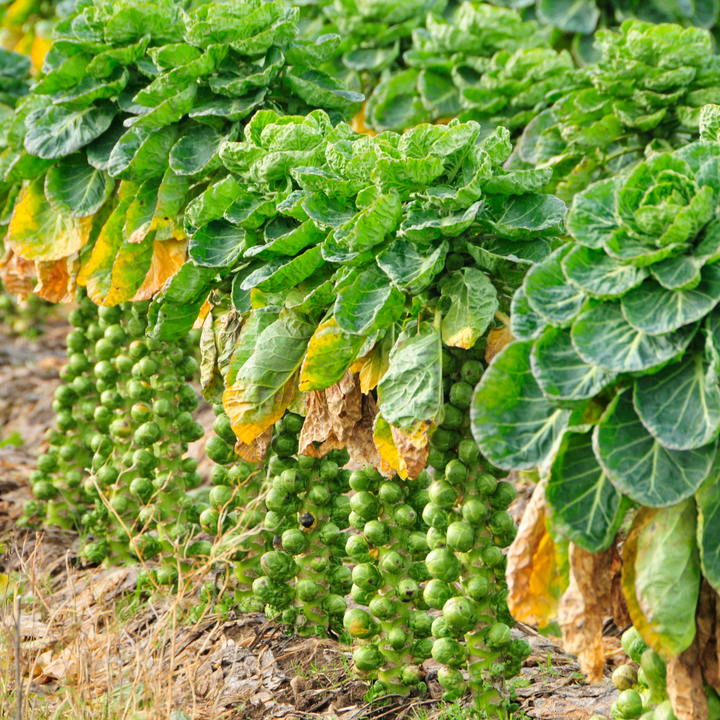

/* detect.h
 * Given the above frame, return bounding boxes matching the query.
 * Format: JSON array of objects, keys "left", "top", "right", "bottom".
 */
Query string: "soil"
[{"left": 0, "top": 313, "right": 622, "bottom": 720}]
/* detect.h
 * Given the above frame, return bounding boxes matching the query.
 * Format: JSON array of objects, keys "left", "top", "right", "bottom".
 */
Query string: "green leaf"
[
  {"left": 285, "top": 34, "right": 341, "bottom": 66},
  {"left": 169, "top": 124, "right": 225, "bottom": 176},
  {"left": 562, "top": 245, "right": 647, "bottom": 298},
  {"left": 376, "top": 239, "right": 448, "bottom": 294},
  {"left": 531, "top": 327, "right": 617, "bottom": 401},
  {"left": 546, "top": 431, "right": 629, "bottom": 553},
  {"left": 333, "top": 190, "right": 403, "bottom": 252},
  {"left": 399, "top": 202, "right": 482, "bottom": 242},
  {"left": 107, "top": 125, "right": 178, "bottom": 182},
  {"left": 537, "top": 0, "right": 600, "bottom": 34},
  {"left": 44, "top": 153, "right": 113, "bottom": 218},
  {"left": 481, "top": 194, "right": 567, "bottom": 241},
  {"left": 299, "top": 318, "right": 367, "bottom": 391},
  {"left": 471, "top": 341, "right": 572, "bottom": 471},
  {"left": 189, "top": 220, "right": 246, "bottom": 268},
  {"left": 54, "top": 67, "right": 129, "bottom": 110},
  {"left": 510, "top": 286, "right": 547, "bottom": 341},
  {"left": 650, "top": 254, "right": 703, "bottom": 291},
  {"left": 186, "top": 176, "right": 244, "bottom": 232},
  {"left": 88, "top": 35, "right": 151, "bottom": 78},
  {"left": 209, "top": 47, "right": 284, "bottom": 98},
  {"left": 291, "top": 166, "right": 360, "bottom": 199},
  {"left": 283, "top": 67, "right": 364, "bottom": 111},
  {"left": 224, "top": 190, "right": 276, "bottom": 230},
  {"left": 621, "top": 266, "right": 720, "bottom": 335},
  {"left": 126, "top": 84, "right": 196, "bottom": 133},
  {"left": 86, "top": 121, "right": 127, "bottom": 171},
  {"left": 225, "top": 306, "right": 281, "bottom": 386},
  {"left": 246, "top": 218, "right": 326, "bottom": 259},
  {"left": 124, "top": 176, "right": 161, "bottom": 244},
  {"left": 571, "top": 301, "right": 698, "bottom": 373},
  {"left": 364, "top": 69, "right": 428, "bottom": 132},
  {"left": 302, "top": 193, "right": 357, "bottom": 228},
  {"left": 241, "top": 246, "right": 325, "bottom": 293},
  {"left": 224, "top": 310, "right": 315, "bottom": 444},
  {"left": 418, "top": 69, "right": 461, "bottom": 117},
  {"left": 633, "top": 500, "right": 701, "bottom": 658},
  {"left": 371, "top": 155, "right": 445, "bottom": 198},
  {"left": 603, "top": 228, "right": 684, "bottom": 267},
  {"left": 481, "top": 167, "right": 553, "bottom": 196},
  {"left": 334, "top": 265, "right": 406, "bottom": 335},
  {"left": 441, "top": 268, "right": 499, "bottom": 349},
  {"left": 696, "top": 459, "right": 720, "bottom": 595},
  {"left": 377, "top": 321, "right": 443, "bottom": 434},
  {"left": 566, "top": 177, "right": 621, "bottom": 249},
  {"left": 634, "top": 346, "right": 720, "bottom": 451},
  {"left": 524, "top": 244, "right": 585, "bottom": 326},
  {"left": 594, "top": 390, "right": 716, "bottom": 507},
  {"left": 191, "top": 87, "right": 269, "bottom": 123},
  {"left": 24, "top": 103, "right": 117, "bottom": 160}
]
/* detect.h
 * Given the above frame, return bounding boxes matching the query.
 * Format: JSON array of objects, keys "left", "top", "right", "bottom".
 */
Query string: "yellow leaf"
[
  {"left": 358, "top": 330, "right": 393, "bottom": 393},
  {"left": 3, "top": 0, "right": 38, "bottom": 28},
  {"left": 373, "top": 414, "right": 401, "bottom": 476},
  {"left": 9, "top": 179, "right": 93, "bottom": 262},
  {"left": 30, "top": 31, "right": 51, "bottom": 71},
  {"left": 105, "top": 233, "right": 156, "bottom": 306},
  {"left": 193, "top": 298, "right": 212, "bottom": 329},
  {"left": 131, "top": 238, "right": 187, "bottom": 302},
  {"left": 34, "top": 254, "right": 79, "bottom": 304},
  {"left": 351, "top": 104, "right": 376, "bottom": 137},
  {"left": 486, "top": 312, "right": 513, "bottom": 364},
  {"left": 0, "top": 573, "right": 8, "bottom": 597}
]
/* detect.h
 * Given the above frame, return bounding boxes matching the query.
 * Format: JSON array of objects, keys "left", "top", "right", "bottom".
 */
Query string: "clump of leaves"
[
  {"left": 1, "top": 0, "right": 362, "bottom": 307},
  {"left": 514, "top": 19, "right": 720, "bottom": 200},
  {"left": 471, "top": 104, "right": 720, "bottom": 718}
]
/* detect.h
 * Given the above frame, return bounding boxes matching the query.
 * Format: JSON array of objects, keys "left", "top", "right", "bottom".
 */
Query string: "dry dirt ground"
[{"left": 0, "top": 312, "right": 621, "bottom": 720}]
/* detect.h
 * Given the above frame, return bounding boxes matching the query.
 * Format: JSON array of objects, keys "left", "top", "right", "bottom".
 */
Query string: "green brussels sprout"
[
  {"left": 427, "top": 527, "right": 447, "bottom": 550},
  {"left": 283, "top": 412, "right": 304, "bottom": 434},
  {"left": 346, "top": 534, "right": 372, "bottom": 563},
  {"left": 82, "top": 540, "right": 109, "bottom": 564},
  {"left": 265, "top": 487, "right": 302, "bottom": 515},
  {"left": 33, "top": 481, "right": 58, "bottom": 500},
  {"left": 508, "top": 638, "right": 532, "bottom": 662},
  {"left": 308, "top": 555, "right": 329, "bottom": 573},
  {"left": 378, "top": 481, "right": 403, "bottom": 504},
  {"left": 94, "top": 360, "right": 118, "bottom": 384},
  {"left": 128, "top": 380, "right": 153, "bottom": 402},
  {"left": 409, "top": 561, "right": 430, "bottom": 583},
  {"left": 282, "top": 529, "right": 309, "bottom": 555},
  {"left": 446, "top": 521, "right": 475, "bottom": 552},
  {"left": 96, "top": 465, "right": 120, "bottom": 487},
  {"left": 94, "top": 339, "right": 115, "bottom": 361},
  {"left": 387, "top": 627, "right": 408, "bottom": 650},
  {"left": 457, "top": 438, "right": 481, "bottom": 466},
  {"left": 444, "top": 459, "right": 468, "bottom": 485},
  {"left": 328, "top": 565, "right": 352, "bottom": 595},
  {"left": 622, "top": 628, "right": 649, "bottom": 664},
  {"left": 353, "top": 645, "right": 385, "bottom": 671},
  {"left": 351, "top": 584, "right": 373, "bottom": 606},
  {"left": 443, "top": 597, "right": 478, "bottom": 635},
  {"left": 441, "top": 404, "right": 465, "bottom": 430},
  {"left": 394, "top": 504, "right": 417, "bottom": 528},
  {"left": 344, "top": 608, "right": 380, "bottom": 638},
  {"left": 423, "top": 503, "right": 450, "bottom": 531},
  {"left": 130, "top": 533, "right": 161, "bottom": 559},
  {"left": 407, "top": 488, "right": 430, "bottom": 514},
  {"left": 278, "top": 468, "right": 308, "bottom": 494},
  {"left": 429, "top": 480, "right": 459, "bottom": 509},
  {"left": 437, "top": 666, "right": 467, "bottom": 697},
  {"left": 133, "top": 449, "right": 157, "bottom": 473},
  {"left": 322, "top": 593, "right": 347, "bottom": 617},
  {"left": 407, "top": 610, "right": 433, "bottom": 638},
  {"left": 115, "top": 354, "right": 133, "bottom": 374},
  {"left": 271, "top": 433, "right": 298, "bottom": 457},
  {"left": 613, "top": 665, "right": 639, "bottom": 692},
  {"left": 318, "top": 461, "right": 338, "bottom": 482},
  {"left": 36, "top": 454, "right": 58, "bottom": 473},
  {"left": 412, "top": 637, "right": 434, "bottom": 662},
  {"left": 153, "top": 398, "right": 174, "bottom": 418},
  {"left": 489, "top": 510, "right": 515, "bottom": 537},
  {"left": 489, "top": 481, "right": 517, "bottom": 509},
  {"left": 461, "top": 360, "right": 483, "bottom": 385},
  {"left": 213, "top": 415, "right": 237, "bottom": 446},
  {"left": 205, "top": 435, "right": 236, "bottom": 465},
  {"left": 260, "top": 551, "right": 298, "bottom": 581},
  {"left": 110, "top": 418, "right": 133, "bottom": 440},
  {"left": 307, "top": 485, "right": 330, "bottom": 506},
  {"left": 352, "top": 563, "right": 383, "bottom": 592},
  {"left": 475, "top": 473, "right": 497, "bottom": 496},
  {"left": 464, "top": 574, "right": 490, "bottom": 601},
  {"left": 134, "top": 421, "right": 162, "bottom": 448},
  {"left": 482, "top": 544, "right": 504, "bottom": 568},
  {"left": 486, "top": 623, "right": 512, "bottom": 649},
  {"left": 54, "top": 384, "right": 78, "bottom": 406},
  {"left": 406, "top": 531, "right": 429, "bottom": 557},
  {"left": 432, "top": 637, "right": 467, "bottom": 668},
  {"left": 350, "top": 491, "right": 380, "bottom": 521},
  {"left": 613, "top": 689, "right": 644, "bottom": 720},
  {"left": 380, "top": 550, "right": 404, "bottom": 575},
  {"left": 641, "top": 648, "right": 666, "bottom": 688},
  {"left": 424, "top": 579, "right": 455, "bottom": 610},
  {"left": 330, "top": 494, "right": 351, "bottom": 522},
  {"left": 200, "top": 508, "right": 220, "bottom": 534},
  {"left": 369, "top": 594, "right": 396, "bottom": 620},
  {"left": 209, "top": 486, "right": 235, "bottom": 509},
  {"left": 430, "top": 428, "right": 459, "bottom": 452},
  {"left": 449, "top": 382, "right": 473, "bottom": 409},
  {"left": 400, "top": 664, "right": 423, "bottom": 686},
  {"left": 130, "top": 477, "right": 154, "bottom": 503},
  {"left": 397, "top": 578, "right": 419, "bottom": 601},
  {"left": 252, "top": 576, "right": 294, "bottom": 608},
  {"left": 426, "top": 548, "right": 462, "bottom": 583},
  {"left": 296, "top": 579, "right": 324, "bottom": 602}
]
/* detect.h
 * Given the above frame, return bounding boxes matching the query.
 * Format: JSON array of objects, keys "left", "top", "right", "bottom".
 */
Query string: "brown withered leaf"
[
  {"left": 667, "top": 634, "right": 709, "bottom": 720},
  {"left": 558, "top": 543, "right": 614, "bottom": 683},
  {"left": 325, "top": 371, "right": 362, "bottom": 441},
  {"left": 298, "top": 390, "right": 333, "bottom": 458},
  {"left": 486, "top": 322, "right": 513, "bottom": 364},
  {"left": 131, "top": 238, "right": 187, "bottom": 302},
  {"left": 0, "top": 244, "right": 36, "bottom": 299},
  {"left": 506, "top": 483, "right": 563, "bottom": 628},
  {"left": 34, "top": 253, "right": 78, "bottom": 303},
  {"left": 235, "top": 426, "right": 273, "bottom": 463},
  {"left": 390, "top": 425, "right": 428, "bottom": 480},
  {"left": 697, "top": 580, "right": 720, "bottom": 694},
  {"left": 611, "top": 545, "right": 631, "bottom": 630},
  {"left": 347, "top": 393, "right": 385, "bottom": 471}
]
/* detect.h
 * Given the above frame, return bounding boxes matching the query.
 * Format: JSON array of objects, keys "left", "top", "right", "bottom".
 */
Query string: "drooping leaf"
[
  {"left": 44, "top": 153, "right": 113, "bottom": 218},
  {"left": 189, "top": 220, "right": 246, "bottom": 268},
  {"left": 511, "top": 285, "right": 547, "bottom": 342},
  {"left": 696, "top": 458, "right": 720, "bottom": 595},
  {"left": 471, "top": 341, "right": 572, "bottom": 471},
  {"left": 546, "top": 431, "right": 629, "bottom": 553},
  {"left": 240, "top": 246, "right": 325, "bottom": 293},
  {"left": 376, "top": 239, "right": 448, "bottom": 294},
  {"left": 566, "top": 176, "right": 621, "bottom": 249},
  {"left": 106, "top": 124, "right": 178, "bottom": 182},
  {"left": 441, "top": 267, "right": 499, "bottom": 349},
  {"left": 594, "top": 390, "right": 717, "bottom": 508},
  {"left": 481, "top": 193, "right": 567, "bottom": 241}
]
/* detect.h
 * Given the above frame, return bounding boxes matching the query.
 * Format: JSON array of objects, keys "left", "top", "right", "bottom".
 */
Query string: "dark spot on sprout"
[
  {"left": 272, "top": 535, "right": 282, "bottom": 549},
  {"left": 300, "top": 512, "right": 314, "bottom": 529}
]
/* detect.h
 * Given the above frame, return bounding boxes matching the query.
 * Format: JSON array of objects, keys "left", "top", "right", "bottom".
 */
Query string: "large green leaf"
[
  {"left": 169, "top": 124, "right": 225, "bottom": 176},
  {"left": 650, "top": 254, "right": 704, "bottom": 291},
  {"left": 481, "top": 194, "right": 567, "bottom": 241},
  {"left": 594, "top": 390, "right": 716, "bottom": 507},
  {"left": 571, "top": 301, "right": 698, "bottom": 373},
  {"left": 546, "top": 431, "right": 629, "bottom": 553},
  {"left": 186, "top": 176, "right": 245, "bottom": 232},
  {"left": 621, "top": 265, "right": 720, "bottom": 335},
  {"left": 471, "top": 341, "right": 572, "bottom": 471},
  {"left": 510, "top": 286, "right": 547, "bottom": 342},
  {"left": 44, "top": 153, "right": 113, "bottom": 218},
  {"left": 634, "top": 347, "right": 720, "bottom": 451},
  {"left": 531, "top": 326, "right": 617, "bottom": 401},
  {"left": 224, "top": 311, "right": 315, "bottom": 445},
  {"left": 240, "top": 246, "right": 325, "bottom": 293},
  {"left": 225, "top": 306, "right": 282, "bottom": 386},
  {"left": 24, "top": 103, "right": 117, "bottom": 159},
  {"left": 566, "top": 177, "right": 621, "bottom": 249},
  {"left": 633, "top": 500, "right": 701, "bottom": 658},
  {"left": 283, "top": 67, "right": 364, "bottom": 111},
  {"left": 400, "top": 202, "right": 482, "bottom": 242},
  {"left": 377, "top": 321, "right": 443, "bottom": 434},
  {"left": 441, "top": 267, "right": 498, "bottom": 349},
  {"left": 189, "top": 220, "right": 246, "bottom": 268},
  {"left": 333, "top": 190, "right": 402, "bottom": 252},
  {"left": 696, "top": 460, "right": 720, "bottom": 595},
  {"left": 246, "top": 218, "right": 325, "bottom": 259},
  {"left": 107, "top": 124, "right": 178, "bottom": 182},
  {"left": 376, "top": 239, "right": 448, "bottom": 294},
  {"left": 524, "top": 244, "right": 585, "bottom": 326},
  {"left": 537, "top": 0, "right": 600, "bottom": 33},
  {"left": 561, "top": 245, "right": 647, "bottom": 298},
  {"left": 417, "top": 69, "right": 461, "bottom": 116},
  {"left": 334, "top": 265, "right": 406, "bottom": 335}
]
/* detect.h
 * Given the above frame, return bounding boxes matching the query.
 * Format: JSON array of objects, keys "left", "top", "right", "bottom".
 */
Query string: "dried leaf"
[
  {"left": 298, "top": 391, "right": 334, "bottom": 458},
  {"left": 697, "top": 580, "right": 720, "bottom": 694},
  {"left": 131, "top": 238, "right": 187, "bottom": 302},
  {"left": 236, "top": 426, "right": 273, "bottom": 463},
  {"left": 558, "top": 542, "right": 614, "bottom": 683},
  {"left": 390, "top": 425, "right": 428, "bottom": 480},
  {"left": 325, "top": 372, "right": 362, "bottom": 443},
  {"left": 667, "top": 634, "right": 709, "bottom": 720},
  {"left": 485, "top": 321, "right": 514, "bottom": 364},
  {"left": 347, "top": 393, "right": 385, "bottom": 472},
  {"left": 507, "top": 483, "right": 563, "bottom": 627},
  {"left": 0, "top": 245, "right": 35, "bottom": 299},
  {"left": 611, "top": 545, "right": 631, "bottom": 630},
  {"left": 193, "top": 298, "right": 212, "bottom": 329},
  {"left": 34, "top": 254, "right": 78, "bottom": 303}
]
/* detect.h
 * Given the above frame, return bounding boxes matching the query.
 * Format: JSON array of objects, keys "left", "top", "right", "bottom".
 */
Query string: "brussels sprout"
[
  {"left": 482, "top": 545, "right": 504, "bottom": 568},
  {"left": 429, "top": 480, "right": 459, "bottom": 509},
  {"left": 380, "top": 550, "right": 404, "bottom": 575},
  {"left": 613, "top": 689, "right": 644, "bottom": 720},
  {"left": 282, "top": 529, "right": 309, "bottom": 555},
  {"left": 613, "top": 664, "right": 639, "bottom": 691},
  {"left": 394, "top": 504, "right": 417, "bottom": 528},
  {"left": 406, "top": 531, "right": 429, "bottom": 557},
  {"left": 253, "top": 576, "right": 294, "bottom": 608},
  {"left": 344, "top": 608, "right": 380, "bottom": 639},
  {"left": 354, "top": 645, "right": 385, "bottom": 672},
  {"left": 489, "top": 510, "right": 514, "bottom": 537},
  {"left": 622, "top": 628, "right": 649, "bottom": 664},
  {"left": 350, "top": 491, "right": 381, "bottom": 521},
  {"left": 444, "top": 597, "right": 479, "bottom": 635},
  {"left": 485, "top": 623, "right": 512, "bottom": 649},
  {"left": 423, "top": 503, "right": 450, "bottom": 531},
  {"left": 321, "top": 593, "right": 347, "bottom": 617},
  {"left": 426, "top": 548, "right": 462, "bottom": 583},
  {"left": 205, "top": 436, "right": 237, "bottom": 465},
  {"left": 352, "top": 563, "right": 383, "bottom": 592},
  {"left": 446, "top": 521, "right": 475, "bottom": 552},
  {"left": 369, "top": 595, "right": 396, "bottom": 620},
  {"left": 464, "top": 574, "right": 490, "bottom": 601},
  {"left": 449, "top": 382, "right": 473, "bottom": 409},
  {"left": 489, "top": 481, "right": 517, "bottom": 510},
  {"left": 407, "top": 610, "right": 433, "bottom": 638},
  {"left": 424, "top": 579, "right": 455, "bottom": 610},
  {"left": 437, "top": 666, "right": 467, "bottom": 699},
  {"left": 397, "top": 578, "right": 419, "bottom": 601},
  {"left": 432, "top": 637, "right": 467, "bottom": 667}
]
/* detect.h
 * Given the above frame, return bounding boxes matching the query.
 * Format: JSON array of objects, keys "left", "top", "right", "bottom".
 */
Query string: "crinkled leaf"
[
  {"left": 376, "top": 239, "right": 448, "bottom": 294},
  {"left": 562, "top": 244, "right": 647, "bottom": 298},
  {"left": 189, "top": 220, "right": 246, "bottom": 268},
  {"left": 441, "top": 267, "right": 498, "bottom": 349},
  {"left": 44, "top": 153, "right": 113, "bottom": 218},
  {"left": 567, "top": 177, "right": 621, "bottom": 249},
  {"left": 107, "top": 124, "right": 178, "bottom": 182}
]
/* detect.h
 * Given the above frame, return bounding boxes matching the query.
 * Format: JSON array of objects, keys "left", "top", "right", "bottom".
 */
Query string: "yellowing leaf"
[
  {"left": 193, "top": 298, "right": 212, "bottom": 329},
  {"left": 30, "top": 32, "right": 51, "bottom": 72},
  {"left": 373, "top": 414, "right": 401, "bottom": 476},
  {"left": 299, "top": 318, "right": 366, "bottom": 392},
  {"left": 359, "top": 325, "right": 395, "bottom": 393},
  {"left": 486, "top": 312, "right": 514, "bottom": 363},
  {"left": 131, "top": 239, "right": 187, "bottom": 302},
  {"left": 3, "top": 0, "right": 38, "bottom": 28},
  {"left": 351, "top": 104, "right": 376, "bottom": 137},
  {"left": 390, "top": 425, "right": 428, "bottom": 480},
  {"left": 105, "top": 232, "right": 156, "bottom": 306},
  {"left": 9, "top": 179, "right": 93, "bottom": 262},
  {"left": 34, "top": 254, "right": 79, "bottom": 304}
]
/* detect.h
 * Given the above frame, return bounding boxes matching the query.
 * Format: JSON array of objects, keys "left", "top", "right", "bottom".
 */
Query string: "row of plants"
[{"left": 6, "top": 0, "right": 720, "bottom": 718}]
